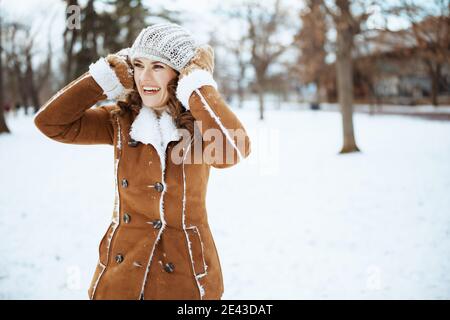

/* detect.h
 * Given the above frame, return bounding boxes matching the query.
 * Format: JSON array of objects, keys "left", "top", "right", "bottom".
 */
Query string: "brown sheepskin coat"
[{"left": 34, "top": 70, "right": 251, "bottom": 300}]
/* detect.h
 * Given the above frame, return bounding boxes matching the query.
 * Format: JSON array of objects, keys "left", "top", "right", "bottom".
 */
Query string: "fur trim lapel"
[{"left": 129, "top": 106, "right": 182, "bottom": 172}]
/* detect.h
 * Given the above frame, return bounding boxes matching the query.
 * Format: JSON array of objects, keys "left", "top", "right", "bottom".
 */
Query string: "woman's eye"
[
  {"left": 133, "top": 63, "right": 143, "bottom": 68},
  {"left": 153, "top": 65, "right": 163, "bottom": 69}
]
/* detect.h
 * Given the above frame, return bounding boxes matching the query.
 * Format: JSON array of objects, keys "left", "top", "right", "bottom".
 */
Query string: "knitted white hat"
[{"left": 129, "top": 23, "right": 198, "bottom": 72}]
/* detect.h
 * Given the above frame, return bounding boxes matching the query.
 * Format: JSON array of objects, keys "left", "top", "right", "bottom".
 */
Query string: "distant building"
[{"left": 322, "top": 17, "right": 450, "bottom": 105}]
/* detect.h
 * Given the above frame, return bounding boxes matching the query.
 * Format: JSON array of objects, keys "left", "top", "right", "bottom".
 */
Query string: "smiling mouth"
[{"left": 142, "top": 86, "right": 161, "bottom": 95}]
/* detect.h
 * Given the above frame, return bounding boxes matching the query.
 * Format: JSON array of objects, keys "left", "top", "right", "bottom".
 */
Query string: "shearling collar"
[{"left": 129, "top": 105, "right": 182, "bottom": 172}]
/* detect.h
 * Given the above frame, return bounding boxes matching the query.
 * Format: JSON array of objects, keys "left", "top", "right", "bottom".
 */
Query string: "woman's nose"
[{"left": 140, "top": 68, "right": 155, "bottom": 82}]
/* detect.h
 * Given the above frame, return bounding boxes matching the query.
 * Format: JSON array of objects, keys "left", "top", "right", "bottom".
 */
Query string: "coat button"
[
  {"left": 123, "top": 213, "right": 131, "bottom": 224},
  {"left": 115, "top": 254, "right": 124, "bottom": 264},
  {"left": 152, "top": 219, "right": 162, "bottom": 229},
  {"left": 128, "top": 139, "right": 139, "bottom": 147},
  {"left": 163, "top": 262, "right": 175, "bottom": 273},
  {"left": 154, "top": 182, "right": 164, "bottom": 192},
  {"left": 121, "top": 179, "right": 128, "bottom": 188}
]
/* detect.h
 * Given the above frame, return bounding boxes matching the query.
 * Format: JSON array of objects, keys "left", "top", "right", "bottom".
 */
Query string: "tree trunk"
[
  {"left": 336, "top": 21, "right": 360, "bottom": 153},
  {"left": 257, "top": 81, "right": 265, "bottom": 120},
  {"left": 0, "top": 7, "right": 10, "bottom": 134},
  {"left": 16, "top": 73, "right": 29, "bottom": 111},
  {"left": 238, "top": 61, "right": 246, "bottom": 109},
  {"left": 64, "top": 30, "right": 77, "bottom": 84},
  {"left": 64, "top": 0, "right": 79, "bottom": 83},
  {"left": 315, "top": 79, "right": 321, "bottom": 108},
  {"left": 429, "top": 62, "right": 440, "bottom": 107},
  {"left": 237, "top": 85, "right": 244, "bottom": 109},
  {"left": 26, "top": 52, "right": 40, "bottom": 110}
]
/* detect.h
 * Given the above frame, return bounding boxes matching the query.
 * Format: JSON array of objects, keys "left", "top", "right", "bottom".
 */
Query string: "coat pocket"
[
  {"left": 186, "top": 226, "right": 207, "bottom": 276},
  {"left": 98, "top": 222, "right": 114, "bottom": 266}
]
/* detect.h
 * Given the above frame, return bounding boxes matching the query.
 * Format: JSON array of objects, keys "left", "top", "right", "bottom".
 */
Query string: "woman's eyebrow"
[{"left": 133, "top": 59, "right": 162, "bottom": 65}]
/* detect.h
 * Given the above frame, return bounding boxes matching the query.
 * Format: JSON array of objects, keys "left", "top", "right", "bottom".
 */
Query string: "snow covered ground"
[{"left": 1, "top": 105, "right": 450, "bottom": 299}]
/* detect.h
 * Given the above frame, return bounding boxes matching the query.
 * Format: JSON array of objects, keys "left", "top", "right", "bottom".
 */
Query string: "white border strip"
[
  {"left": 194, "top": 89, "right": 244, "bottom": 162},
  {"left": 181, "top": 138, "right": 206, "bottom": 299},
  {"left": 187, "top": 225, "right": 208, "bottom": 278}
]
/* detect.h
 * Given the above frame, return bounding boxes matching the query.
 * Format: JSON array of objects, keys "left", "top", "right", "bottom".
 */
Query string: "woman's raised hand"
[
  {"left": 89, "top": 48, "right": 136, "bottom": 100},
  {"left": 105, "top": 48, "right": 135, "bottom": 90},
  {"left": 179, "top": 44, "right": 215, "bottom": 80}
]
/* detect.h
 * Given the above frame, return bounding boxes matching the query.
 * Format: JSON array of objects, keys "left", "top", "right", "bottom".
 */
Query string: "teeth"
[{"left": 143, "top": 86, "right": 160, "bottom": 92}]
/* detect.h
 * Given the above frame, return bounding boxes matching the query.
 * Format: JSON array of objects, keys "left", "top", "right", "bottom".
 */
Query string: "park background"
[{"left": 0, "top": 0, "right": 449, "bottom": 299}]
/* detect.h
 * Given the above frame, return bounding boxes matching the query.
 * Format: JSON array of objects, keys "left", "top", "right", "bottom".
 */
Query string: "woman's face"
[{"left": 132, "top": 57, "right": 178, "bottom": 112}]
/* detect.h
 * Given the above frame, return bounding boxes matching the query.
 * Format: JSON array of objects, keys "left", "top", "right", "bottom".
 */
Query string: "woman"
[{"left": 34, "top": 23, "right": 251, "bottom": 300}]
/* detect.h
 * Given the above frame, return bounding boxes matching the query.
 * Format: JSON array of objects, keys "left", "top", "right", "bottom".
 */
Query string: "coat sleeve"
[
  {"left": 34, "top": 58, "right": 125, "bottom": 145},
  {"left": 176, "top": 69, "right": 251, "bottom": 169}
]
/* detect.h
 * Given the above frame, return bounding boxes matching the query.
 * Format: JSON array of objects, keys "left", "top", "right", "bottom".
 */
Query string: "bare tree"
[
  {"left": 3, "top": 18, "right": 53, "bottom": 114},
  {"left": 323, "top": 0, "right": 370, "bottom": 153},
  {"left": 62, "top": 0, "right": 178, "bottom": 83},
  {"left": 205, "top": 33, "right": 234, "bottom": 103},
  {"left": 63, "top": 0, "right": 80, "bottom": 84},
  {"left": 223, "top": 35, "right": 250, "bottom": 109},
  {"left": 24, "top": 37, "right": 41, "bottom": 111},
  {"left": 294, "top": 0, "right": 328, "bottom": 108},
  {"left": 4, "top": 23, "right": 30, "bottom": 110},
  {"left": 0, "top": 0, "right": 10, "bottom": 134},
  {"left": 245, "top": 0, "right": 292, "bottom": 120}
]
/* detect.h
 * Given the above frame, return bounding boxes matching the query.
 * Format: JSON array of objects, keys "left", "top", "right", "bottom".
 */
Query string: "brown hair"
[{"left": 111, "top": 60, "right": 195, "bottom": 137}]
